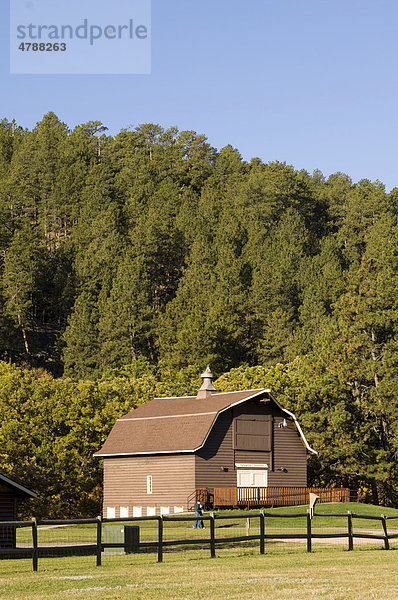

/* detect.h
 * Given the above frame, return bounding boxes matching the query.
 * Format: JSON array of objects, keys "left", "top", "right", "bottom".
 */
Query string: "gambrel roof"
[{"left": 94, "top": 388, "right": 316, "bottom": 457}]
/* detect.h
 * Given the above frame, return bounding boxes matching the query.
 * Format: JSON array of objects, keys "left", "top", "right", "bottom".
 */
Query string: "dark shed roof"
[
  {"left": 95, "top": 388, "right": 316, "bottom": 457},
  {"left": 0, "top": 473, "right": 37, "bottom": 498}
]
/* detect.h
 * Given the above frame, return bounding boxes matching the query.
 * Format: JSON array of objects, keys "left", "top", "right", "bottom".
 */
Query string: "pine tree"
[
  {"left": 2, "top": 227, "right": 45, "bottom": 354},
  {"left": 294, "top": 216, "right": 398, "bottom": 503},
  {"left": 99, "top": 254, "right": 155, "bottom": 367},
  {"left": 62, "top": 291, "right": 101, "bottom": 379}
]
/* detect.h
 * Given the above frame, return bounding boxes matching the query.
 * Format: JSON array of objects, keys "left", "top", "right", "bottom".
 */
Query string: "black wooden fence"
[{"left": 1, "top": 510, "right": 398, "bottom": 572}]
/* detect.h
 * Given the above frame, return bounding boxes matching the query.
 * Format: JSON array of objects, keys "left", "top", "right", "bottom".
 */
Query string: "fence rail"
[
  {"left": 0, "top": 507, "right": 396, "bottom": 572},
  {"left": 214, "top": 486, "right": 350, "bottom": 507}
]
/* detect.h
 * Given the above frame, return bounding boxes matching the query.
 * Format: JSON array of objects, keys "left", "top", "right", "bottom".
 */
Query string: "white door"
[
  {"left": 237, "top": 470, "right": 267, "bottom": 502},
  {"left": 237, "top": 470, "right": 267, "bottom": 487}
]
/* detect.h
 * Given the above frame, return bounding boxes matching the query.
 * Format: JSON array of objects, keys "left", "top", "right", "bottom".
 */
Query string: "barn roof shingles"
[
  {"left": 94, "top": 388, "right": 316, "bottom": 457},
  {"left": 94, "top": 389, "right": 266, "bottom": 457}
]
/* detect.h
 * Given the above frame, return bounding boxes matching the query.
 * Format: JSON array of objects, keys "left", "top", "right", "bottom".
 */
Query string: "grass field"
[
  {"left": 215, "top": 502, "right": 398, "bottom": 531},
  {"left": 14, "top": 502, "right": 398, "bottom": 546},
  {"left": 1, "top": 545, "right": 398, "bottom": 600},
  {"left": 3, "top": 503, "right": 398, "bottom": 599}
]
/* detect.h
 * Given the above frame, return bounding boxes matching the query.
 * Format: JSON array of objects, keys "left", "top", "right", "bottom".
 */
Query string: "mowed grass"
[
  {"left": 1, "top": 545, "right": 398, "bottom": 600},
  {"left": 14, "top": 503, "right": 398, "bottom": 546},
  {"left": 217, "top": 501, "right": 398, "bottom": 528}
]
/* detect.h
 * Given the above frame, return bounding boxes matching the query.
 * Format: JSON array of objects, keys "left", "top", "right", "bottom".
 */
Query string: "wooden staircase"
[{"left": 186, "top": 487, "right": 211, "bottom": 511}]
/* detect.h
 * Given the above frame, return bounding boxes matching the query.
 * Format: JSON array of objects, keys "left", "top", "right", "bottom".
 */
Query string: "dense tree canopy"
[{"left": 0, "top": 113, "right": 397, "bottom": 512}]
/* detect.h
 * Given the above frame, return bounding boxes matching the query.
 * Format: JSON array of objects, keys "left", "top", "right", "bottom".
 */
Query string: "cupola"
[{"left": 197, "top": 366, "right": 216, "bottom": 399}]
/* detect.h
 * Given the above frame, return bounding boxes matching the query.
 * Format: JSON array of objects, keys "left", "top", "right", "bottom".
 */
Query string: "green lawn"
[
  {"left": 268, "top": 501, "right": 398, "bottom": 528},
  {"left": 14, "top": 503, "right": 398, "bottom": 546},
  {"left": 4, "top": 504, "right": 398, "bottom": 599},
  {"left": 1, "top": 545, "right": 398, "bottom": 600}
]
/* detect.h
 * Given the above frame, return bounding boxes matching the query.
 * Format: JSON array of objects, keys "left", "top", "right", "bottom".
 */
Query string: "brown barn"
[
  {"left": 95, "top": 368, "right": 317, "bottom": 517},
  {"left": 0, "top": 473, "right": 37, "bottom": 548}
]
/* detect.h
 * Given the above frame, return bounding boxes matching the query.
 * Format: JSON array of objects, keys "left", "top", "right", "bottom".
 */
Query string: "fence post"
[
  {"left": 96, "top": 515, "right": 102, "bottom": 566},
  {"left": 347, "top": 511, "right": 353, "bottom": 551},
  {"left": 210, "top": 512, "right": 216, "bottom": 558},
  {"left": 306, "top": 510, "right": 312, "bottom": 553},
  {"left": 157, "top": 516, "right": 163, "bottom": 563},
  {"left": 381, "top": 515, "right": 390, "bottom": 550},
  {"left": 32, "top": 518, "right": 38, "bottom": 572},
  {"left": 260, "top": 510, "right": 265, "bottom": 555}
]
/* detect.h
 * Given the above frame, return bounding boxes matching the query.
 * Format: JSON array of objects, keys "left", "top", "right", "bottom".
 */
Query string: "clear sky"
[{"left": 1, "top": 0, "right": 398, "bottom": 189}]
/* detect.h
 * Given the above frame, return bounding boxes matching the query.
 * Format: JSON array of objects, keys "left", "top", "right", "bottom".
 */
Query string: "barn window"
[
  {"left": 133, "top": 506, "right": 142, "bottom": 517},
  {"left": 120, "top": 506, "right": 129, "bottom": 518},
  {"left": 147, "top": 475, "right": 153, "bottom": 494},
  {"left": 147, "top": 506, "right": 156, "bottom": 516}
]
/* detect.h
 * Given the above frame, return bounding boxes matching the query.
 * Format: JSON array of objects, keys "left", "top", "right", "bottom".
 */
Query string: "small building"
[
  {"left": 0, "top": 473, "right": 37, "bottom": 548},
  {"left": 95, "top": 368, "right": 321, "bottom": 517}
]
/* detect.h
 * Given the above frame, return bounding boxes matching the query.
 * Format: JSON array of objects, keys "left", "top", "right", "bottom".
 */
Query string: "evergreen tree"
[
  {"left": 2, "top": 227, "right": 45, "bottom": 354},
  {"left": 99, "top": 254, "right": 155, "bottom": 367},
  {"left": 62, "top": 291, "right": 101, "bottom": 379},
  {"left": 249, "top": 208, "right": 311, "bottom": 364},
  {"left": 293, "top": 216, "right": 398, "bottom": 503}
]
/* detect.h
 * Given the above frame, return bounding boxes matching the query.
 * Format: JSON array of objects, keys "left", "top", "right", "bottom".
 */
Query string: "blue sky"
[{"left": 1, "top": 0, "right": 398, "bottom": 189}]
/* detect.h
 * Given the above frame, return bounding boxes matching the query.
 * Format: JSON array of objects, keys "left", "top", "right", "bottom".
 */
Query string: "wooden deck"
[{"left": 212, "top": 486, "right": 350, "bottom": 508}]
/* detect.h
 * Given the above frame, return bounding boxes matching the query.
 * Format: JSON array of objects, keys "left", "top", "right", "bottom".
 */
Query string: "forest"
[{"left": 0, "top": 112, "right": 397, "bottom": 515}]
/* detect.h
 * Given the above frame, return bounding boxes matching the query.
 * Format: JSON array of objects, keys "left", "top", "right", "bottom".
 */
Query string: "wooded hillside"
[{"left": 0, "top": 113, "right": 397, "bottom": 513}]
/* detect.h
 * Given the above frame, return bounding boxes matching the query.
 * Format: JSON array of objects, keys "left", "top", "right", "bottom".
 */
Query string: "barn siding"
[
  {"left": 234, "top": 450, "right": 271, "bottom": 465},
  {"left": 0, "top": 493, "right": 16, "bottom": 548},
  {"left": 268, "top": 418, "right": 307, "bottom": 486},
  {"left": 195, "top": 411, "right": 236, "bottom": 489},
  {"left": 0, "top": 494, "right": 16, "bottom": 520},
  {"left": 195, "top": 400, "right": 308, "bottom": 490},
  {"left": 103, "top": 455, "right": 195, "bottom": 515},
  {"left": 234, "top": 400, "right": 273, "bottom": 417}
]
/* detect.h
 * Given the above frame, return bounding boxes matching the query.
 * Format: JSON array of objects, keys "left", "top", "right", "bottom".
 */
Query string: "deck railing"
[{"left": 213, "top": 486, "right": 350, "bottom": 507}]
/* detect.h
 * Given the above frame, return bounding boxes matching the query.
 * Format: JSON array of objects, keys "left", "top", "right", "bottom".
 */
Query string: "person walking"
[{"left": 193, "top": 502, "right": 205, "bottom": 528}]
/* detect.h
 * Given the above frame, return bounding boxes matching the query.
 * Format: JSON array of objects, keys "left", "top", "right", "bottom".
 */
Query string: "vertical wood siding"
[{"left": 103, "top": 455, "right": 195, "bottom": 515}]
